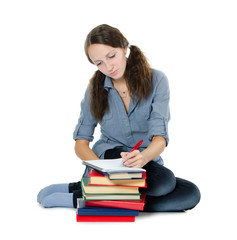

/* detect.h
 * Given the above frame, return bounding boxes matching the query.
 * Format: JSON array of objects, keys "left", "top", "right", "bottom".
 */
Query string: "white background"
[{"left": 0, "top": 0, "right": 236, "bottom": 239}]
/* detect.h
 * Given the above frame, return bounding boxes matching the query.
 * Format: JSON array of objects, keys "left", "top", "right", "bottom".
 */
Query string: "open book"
[{"left": 82, "top": 158, "right": 146, "bottom": 174}]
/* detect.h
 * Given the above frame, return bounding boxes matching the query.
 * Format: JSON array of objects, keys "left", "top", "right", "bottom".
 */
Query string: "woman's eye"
[{"left": 109, "top": 54, "right": 115, "bottom": 59}]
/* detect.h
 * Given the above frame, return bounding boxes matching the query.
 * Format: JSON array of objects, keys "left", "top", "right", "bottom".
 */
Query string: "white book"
[{"left": 82, "top": 158, "right": 146, "bottom": 173}]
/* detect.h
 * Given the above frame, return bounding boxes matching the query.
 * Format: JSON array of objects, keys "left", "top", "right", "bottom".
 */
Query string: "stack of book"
[{"left": 76, "top": 158, "right": 147, "bottom": 222}]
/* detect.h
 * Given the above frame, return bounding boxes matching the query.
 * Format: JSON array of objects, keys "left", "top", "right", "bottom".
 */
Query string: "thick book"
[
  {"left": 88, "top": 169, "right": 147, "bottom": 188},
  {"left": 82, "top": 158, "right": 146, "bottom": 174},
  {"left": 76, "top": 215, "right": 135, "bottom": 222},
  {"left": 85, "top": 195, "right": 146, "bottom": 211},
  {"left": 77, "top": 206, "right": 139, "bottom": 216},
  {"left": 83, "top": 192, "right": 141, "bottom": 201},
  {"left": 82, "top": 177, "right": 139, "bottom": 194},
  {"left": 108, "top": 171, "right": 147, "bottom": 180}
]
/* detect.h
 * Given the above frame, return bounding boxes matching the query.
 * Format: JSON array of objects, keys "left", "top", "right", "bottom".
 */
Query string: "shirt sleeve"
[
  {"left": 147, "top": 71, "right": 170, "bottom": 146},
  {"left": 73, "top": 88, "right": 98, "bottom": 142}
]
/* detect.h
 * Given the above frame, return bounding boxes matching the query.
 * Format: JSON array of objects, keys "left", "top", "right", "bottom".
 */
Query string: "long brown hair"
[{"left": 85, "top": 24, "right": 152, "bottom": 122}]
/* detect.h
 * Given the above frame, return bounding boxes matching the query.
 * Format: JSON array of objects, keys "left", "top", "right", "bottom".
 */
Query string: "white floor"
[{"left": 2, "top": 198, "right": 235, "bottom": 240}]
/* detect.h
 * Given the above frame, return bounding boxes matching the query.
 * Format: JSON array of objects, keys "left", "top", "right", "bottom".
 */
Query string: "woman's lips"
[{"left": 110, "top": 69, "right": 118, "bottom": 76}]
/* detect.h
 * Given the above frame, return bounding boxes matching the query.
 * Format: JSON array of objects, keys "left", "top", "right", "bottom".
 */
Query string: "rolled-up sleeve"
[
  {"left": 73, "top": 88, "right": 98, "bottom": 142},
  {"left": 147, "top": 71, "right": 170, "bottom": 145}
]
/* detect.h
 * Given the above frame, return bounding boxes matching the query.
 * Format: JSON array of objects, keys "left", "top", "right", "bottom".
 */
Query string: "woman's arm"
[
  {"left": 74, "top": 139, "right": 100, "bottom": 160},
  {"left": 121, "top": 136, "right": 166, "bottom": 168}
]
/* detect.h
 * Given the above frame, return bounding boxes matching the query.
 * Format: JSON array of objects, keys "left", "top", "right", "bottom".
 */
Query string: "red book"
[
  {"left": 85, "top": 194, "right": 146, "bottom": 211},
  {"left": 76, "top": 215, "right": 135, "bottom": 222},
  {"left": 88, "top": 169, "right": 147, "bottom": 188}
]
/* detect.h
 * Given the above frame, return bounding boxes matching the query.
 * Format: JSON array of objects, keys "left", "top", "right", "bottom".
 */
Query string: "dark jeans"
[{"left": 70, "top": 148, "right": 201, "bottom": 211}]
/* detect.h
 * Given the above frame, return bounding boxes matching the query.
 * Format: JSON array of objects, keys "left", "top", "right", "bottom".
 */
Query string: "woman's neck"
[
  {"left": 112, "top": 76, "right": 126, "bottom": 86},
  {"left": 112, "top": 78, "right": 127, "bottom": 91},
  {"left": 112, "top": 77, "right": 130, "bottom": 100}
]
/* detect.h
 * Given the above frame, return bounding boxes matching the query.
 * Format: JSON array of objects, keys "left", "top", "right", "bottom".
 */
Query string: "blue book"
[{"left": 77, "top": 206, "right": 139, "bottom": 216}]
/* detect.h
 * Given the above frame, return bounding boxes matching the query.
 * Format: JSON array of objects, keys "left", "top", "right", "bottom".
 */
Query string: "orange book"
[{"left": 88, "top": 169, "right": 147, "bottom": 188}]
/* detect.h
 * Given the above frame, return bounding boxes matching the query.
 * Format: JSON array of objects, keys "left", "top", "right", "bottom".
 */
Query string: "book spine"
[
  {"left": 89, "top": 180, "right": 147, "bottom": 188},
  {"left": 77, "top": 208, "right": 139, "bottom": 216},
  {"left": 76, "top": 215, "right": 135, "bottom": 222},
  {"left": 85, "top": 201, "right": 144, "bottom": 211}
]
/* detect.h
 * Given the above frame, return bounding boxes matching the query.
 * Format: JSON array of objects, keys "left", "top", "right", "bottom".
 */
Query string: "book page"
[{"left": 82, "top": 158, "right": 146, "bottom": 173}]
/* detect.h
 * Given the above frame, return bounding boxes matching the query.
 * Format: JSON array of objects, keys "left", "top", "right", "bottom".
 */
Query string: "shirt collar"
[{"left": 104, "top": 75, "right": 114, "bottom": 91}]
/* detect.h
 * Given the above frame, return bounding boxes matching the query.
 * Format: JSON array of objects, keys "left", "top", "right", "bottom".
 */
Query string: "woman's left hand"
[{"left": 120, "top": 150, "right": 147, "bottom": 168}]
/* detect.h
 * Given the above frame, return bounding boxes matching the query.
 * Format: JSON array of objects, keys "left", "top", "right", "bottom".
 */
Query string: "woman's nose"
[{"left": 105, "top": 61, "right": 113, "bottom": 72}]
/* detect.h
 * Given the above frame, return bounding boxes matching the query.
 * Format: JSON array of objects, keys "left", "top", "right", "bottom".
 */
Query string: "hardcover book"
[
  {"left": 108, "top": 171, "right": 147, "bottom": 180},
  {"left": 82, "top": 177, "right": 140, "bottom": 194},
  {"left": 77, "top": 206, "right": 139, "bottom": 216},
  {"left": 83, "top": 193, "right": 141, "bottom": 201},
  {"left": 85, "top": 194, "right": 146, "bottom": 211},
  {"left": 76, "top": 215, "right": 135, "bottom": 222},
  {"left": 88, "top": 169, "right": 147, "bottom": 187}
]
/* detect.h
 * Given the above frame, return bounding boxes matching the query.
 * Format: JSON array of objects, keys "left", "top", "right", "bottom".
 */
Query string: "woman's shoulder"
[
  {"left": 151, "top": 68, "right": 167, "bottom": 79},
  {"left": 151, "top": 68, "right": 169, "bottom": 86}
]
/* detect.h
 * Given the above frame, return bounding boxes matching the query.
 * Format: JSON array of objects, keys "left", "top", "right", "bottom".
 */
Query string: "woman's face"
[{"left": 88, "top": 44, "right": 127, "bottom": 80}]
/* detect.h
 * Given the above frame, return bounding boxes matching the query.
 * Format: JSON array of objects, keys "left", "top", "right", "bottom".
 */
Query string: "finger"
[
  {"left": 123, "top": 150, "right": 140, "bottom": 161},
  {"left": 123, "top": 156, "right": 139, "bottom": 166},
  {"left": 120, "top": 152, "right": 129, "bottom": 159},
  {"left": 127, "top": 159, "right": 143, "bottom": 168}
]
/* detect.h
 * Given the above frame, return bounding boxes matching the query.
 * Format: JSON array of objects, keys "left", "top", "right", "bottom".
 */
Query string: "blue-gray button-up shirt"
[{"left": 73, "top": 69, "right": 170, "bottom": 165}]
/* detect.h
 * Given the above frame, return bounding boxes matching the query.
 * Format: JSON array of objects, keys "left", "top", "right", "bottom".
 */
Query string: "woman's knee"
[
  {"left": 154, "top": 167, "right": 176, "bottom": 196},
  {"left": 176, "top": 178, "right": 201, "bottom": 210},
  {"left": 187, "top": 182, "right": 201, "bottom": 210},
  {"left": 143, "top": 178, "right": 201, "bottom": 212},
  {"left": 142, "top": 161, "right": 176, "bottom": 196}
]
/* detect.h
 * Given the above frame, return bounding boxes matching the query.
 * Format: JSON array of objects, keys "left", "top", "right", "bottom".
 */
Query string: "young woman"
[{"left": 37, "top": 24, "right": 201, "bottom": 211}]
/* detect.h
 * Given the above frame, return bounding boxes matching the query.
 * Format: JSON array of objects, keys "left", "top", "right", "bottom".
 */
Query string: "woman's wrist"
[{"left": 141, "top": 151, "right": 151, "bottom": 167}]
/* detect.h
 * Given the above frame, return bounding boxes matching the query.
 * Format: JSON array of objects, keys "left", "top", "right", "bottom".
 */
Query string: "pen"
[{"left": 131, "top": 140, "right": 144, "bottom": 152}]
